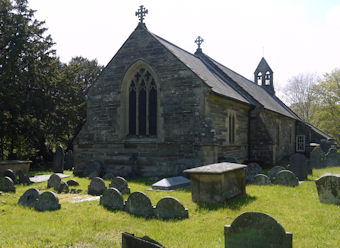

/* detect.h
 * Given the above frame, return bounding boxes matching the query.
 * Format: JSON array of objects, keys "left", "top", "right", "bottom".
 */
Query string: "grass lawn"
[{"left": 0, "top": 167, "right": 339, "bottom": 248}]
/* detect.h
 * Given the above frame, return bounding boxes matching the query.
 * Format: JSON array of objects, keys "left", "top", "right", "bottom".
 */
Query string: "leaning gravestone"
[
  {"left": 245, "top": 162, "right": 264, "bottom": 182},
  {"left": 64, "top": 150, "right": 74, "bottom": 170},
  {"left": 35, "top": 191, "right": 61, "bottom": 211},
  {"left": 268, "top": 166, "right": 285, "bottom": 181},
  {"left": 99, "top": 188, "right": 125, "bottom": 210},
  {"left": 57, "top": 181, "right": 69, "bottom": 193},
  {"left": 154, "top": 196, "right": 188, "bottom": 220},
  {"left": 47, "top": 174, "right": 61, "bottom": 189},
  {"left": 53, "top": 145, "right": 64, "bottom": 173},
  {"left": 288, "top": 153, "right": 308, "bottom": 180},
  {"left": 253, "top": 174, "right": 271, "bottom": 185},
  {"left": 18, "top": 188, "right": 40, "bottom": 207},
  {"left": 122, "top": 232, "right": 164, "bottom": 248},
  {"left": 0, "top": 177, "right": 15, "bottom": 192},
  {"left": 109, "top": 176, "right": 130, "bottom": 194},
  {"left": 88, "top": 177, "right": 107, "bottom": 196},
  {"left": 325, "top": 148, "right": 340, "bottom": 167},
  {"left": 126, "top": 191, "right": 154, "bottom": 218},
  {"left": 315, "top": 173, "right": 340, "bottom": 204},
  {"left": 272, "top": 170, "right": 299, "bottom": 187},
  {"left": 224, "top": 212, "right": 292, "bottom": 248},
  {"left": 310, "top": 146, "right": 325, "bottom": 169},
  {"left": 3, "top": 169, "right": 17, "bottom": 184}
]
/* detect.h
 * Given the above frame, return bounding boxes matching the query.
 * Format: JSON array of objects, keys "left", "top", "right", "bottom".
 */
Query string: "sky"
[{"left": 29, "top": 0, "right": 340, "bottom": 94}]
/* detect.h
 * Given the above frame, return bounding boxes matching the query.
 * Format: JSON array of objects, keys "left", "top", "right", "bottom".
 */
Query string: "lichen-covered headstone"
[
  {"left": 122, "top": 232, "right": 165, "bottom": 248},
  {"left": 88, "top": 177, "right": 107, "bottom": 196},
  {"left": 310, "top": 146, "right": 325, "bottom": 169},
  {"left": 126, "top": 191, "right": 154, "bottom": 218},
  {"left": 35, "top": 191, "right": 61, "bottom": 211},
  {"left": 99, "top": 188, "right": 124, "bottom": 210},
  {"left": 66, "top": 179, "right": 79, "bottom": 186},
  {"left": 272, "top": 170, "right": 299, "bottom": 187},
  {"left": 18, "top": 188, "right": 40, "bottom": 207},
  {"left": 245, "top": 162, "right": 264, "bottom": 182},
  {"left": 315, "top": 174, "right": 340, "bottom": 204},
  {"left": 268, "top": 166, "right": 285, "bottom": 181},
  {"left": 253, "top": 174, "right": 271, "bottom": 185},
  {"left": 109, "top": 176, "right": 130, "bottom": 194},
  {"left": 325, "top": 148, "right": 340, "bottom": 167},
  {"left": 224, "top": 212, "right": 292, "bottom": 248},
  {"left": 0, "top": 176, "right": 15, "bottom": 192},
  {"left": 47, "top": 174, "right": 61, "bottom": 189},
  {"left": 154, "top": 196, "right": 188, "bottom": 219},
  {"left": 288, "top": 153, "right": 308, "bottom": 180},
  {"left": 53, "top": 145, "right": 64, "bottom": 173},
  {"left": 3, "top": 169, "right": 17, "bottom": 184},
  {"left": 57, "top": 181, "right": 69, "bottom": 193}
]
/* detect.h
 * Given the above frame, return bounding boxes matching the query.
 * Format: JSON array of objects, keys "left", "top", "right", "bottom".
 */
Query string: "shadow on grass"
[{"left": 196, "top": 194, "right": 257, "bottom": 211}]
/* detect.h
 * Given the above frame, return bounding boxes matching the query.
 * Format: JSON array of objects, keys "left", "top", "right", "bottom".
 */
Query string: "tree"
[{"left": 284, "top": 73, "right": 318, "bottom": 123}]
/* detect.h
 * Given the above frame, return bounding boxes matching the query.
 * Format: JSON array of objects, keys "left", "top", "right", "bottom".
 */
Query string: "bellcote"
[{"left": 254, "top": 57, "right": 275, "bottom": 95}]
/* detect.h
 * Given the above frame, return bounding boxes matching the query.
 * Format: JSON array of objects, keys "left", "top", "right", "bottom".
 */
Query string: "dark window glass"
[
  {"left": 129, "top": 83, "right": 136, "bottom": 135},
  {"left": 149, "top": 87, "right": 157, "bottom": 135},
  {"left": 138, "top": 81, "right": 147, "bottom": 135}
]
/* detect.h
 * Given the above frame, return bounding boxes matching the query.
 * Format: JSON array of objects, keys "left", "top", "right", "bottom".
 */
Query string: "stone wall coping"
[
  {"left": 0, "top": 160, "right": 32, "bottom": 165},
  {"left": 184, "top": 162, "right": 247, "bottom": 175}
]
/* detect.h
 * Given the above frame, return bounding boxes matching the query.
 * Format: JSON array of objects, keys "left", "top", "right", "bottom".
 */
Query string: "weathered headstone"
[
  {"left": 224, "top": 212, "right": 292, "bottom": 248},
  {"left": 268, "top": 166, "right": 285, "bottom": 181},
  {"left": 53, "top": 145, "right": 64, "bottom": 173},
  {"left": 126, "top": 191, "right": 154, "bottom": 218},
  {"left": 288, "top": 153, "right": 308, "bottom": 180},
  {"left": 18, "top": 170, "right": 32, "bottom": 185},
  {"left": 272, "top": 170, "right": 299, "bottom": 187},
  {"left": 154, "top": 196, "right": 188, "bottom": 219},
  {"left": 57, "top": 181, "right": 69, "bottom": 193},
  {"left": 122, "top": 232, "right": 164, "bottom": 248},
  {"left": 253, "top": 174, "right": 271, "bottom": 185},
  {"left": 64, "top": 150, "right": 74, "bottom": 170},
  {"left": 109, "top": 176, "right": 130, "bottom": 194},
  {"left": 35, "top": 191, "right": 61, "bottom": 211},
  {"left": 3, "top": 169, "right": 17, "bottom": 184},
  {"left": 245, "top": 162, "right": 264, "bottom": 182},
  {"left": 88, "top": 177, "right": 107, "bottom": 196},
  {"left": 18, "top": 188, "right": 40, "bottom": 207},
  {"left": 47, "top": 174, "right": 61, "bottom": 189},
  {"left": 152, "top": 176, "right": 190, "bottom": 190},
  {"left": 325, "top": 148, "right": 340, "bottom": 167},
  {"left": 84, "top": 160, "right": 103, "bottom": 178},
  {"left": 315, "top": 173, "right": 340, "bottom": 204},
  {"left": 310, "top": 146, "right": 325, "bottom": 169},
  {"left": 99, "top": 188, "right": 125, "bottom": 210},
  {"left": 0, "top": 176, "right": 15, "bottom": 192},
  {"left": 66, "top": 179, "right": 79, "bottom": 186}
]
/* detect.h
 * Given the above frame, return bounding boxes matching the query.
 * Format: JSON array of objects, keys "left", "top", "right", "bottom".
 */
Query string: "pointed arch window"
[
  {"left": 128, "top": 68, "right": 157, "bottom": 136},
  {"left": 257, "top": 72, "right": 262, "bottom": 85}
]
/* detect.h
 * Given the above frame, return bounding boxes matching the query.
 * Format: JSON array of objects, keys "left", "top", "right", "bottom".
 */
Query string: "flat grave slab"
[
  {"left": 152, "top": 176, "right": 190, "bottom": 190},
  {"left": 29, "top": 173, "right": 70, "bottom": 183}
]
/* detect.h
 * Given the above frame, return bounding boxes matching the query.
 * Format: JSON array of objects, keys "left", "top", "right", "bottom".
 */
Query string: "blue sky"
[{"left": 29, "top": 0, "right": 340, "bottom": 97}]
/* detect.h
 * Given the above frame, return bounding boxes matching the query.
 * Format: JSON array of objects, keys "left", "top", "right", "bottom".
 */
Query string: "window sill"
[{"left": 123, "top": 136, "right": 158, "bottom": 143}]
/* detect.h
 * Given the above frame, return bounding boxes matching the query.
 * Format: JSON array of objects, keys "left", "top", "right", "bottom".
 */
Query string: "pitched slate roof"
[{"left": 150, "top": 31, "right": 300, "bottom": 120}]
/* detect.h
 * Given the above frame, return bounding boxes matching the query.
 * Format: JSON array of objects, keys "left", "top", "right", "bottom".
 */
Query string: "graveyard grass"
[{"left": 0, "top": 168, "right": 339, "bottom": 248}]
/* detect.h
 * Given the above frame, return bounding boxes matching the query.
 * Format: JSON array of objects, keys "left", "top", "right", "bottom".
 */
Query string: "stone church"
[{"left": 74, "top": 6, "right": 330, "bottom": 177}]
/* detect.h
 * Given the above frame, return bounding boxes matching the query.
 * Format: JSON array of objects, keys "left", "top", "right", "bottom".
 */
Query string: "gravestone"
[
  {"left": 47, "top": 174, "right": 61, "bottom": 189},
  {"left": 109, "top": 176, "right": 130, "bottom": 194},
  {"left": 122, "top": 232, "right": 164, "bottom": 248},
  {"left": 325, "top": 148, "right": 340, "bottom": 167},
  {"left": 268, "top": 166, "right": 285, "bottom": 181},
  {"left": 66, "top": 179, "right": 79, "bottom": 186},
  {"left": 315, "top": 173, "right": 340, "bottom": 204},
  {"left": 3, "top": 169, "right": 17, "bottom": 184},
  {"left": 154, "top": 196, "right": 188, "bottom": 219},
  {"left": 224, "top": 212, "right": 292, "bottom": 248},
  {"left": 245, "top": 162, "right": 264, "bottom": 182},
  {"left": 152, "top": 176, "right": 190, "bottom": 190},
  {"left": 272, "top": 170, "right": 299, "bottom": 187},
  {"left": 99, "top": 188, "right": 125, "bottom": 210},
  {"left": 57, "top": 181, "right": 69, "bottom": 193},
  {"left": 88, "top": 177, "right": 107, "bottom": 196},
  {"left": 35, "top": 191, "right": 61, "bottom": 211},
  {"left": 126, "top": 191, "right": 154, "bottom": 218},
  {"left": 64, "top": 150, "right": 74, "bottom": 170},
  {"left": 0, "top": 176, "right": 15, "bottom": 192},
  {"left": 84, "top": 160, "right": 103, "bottom": 178},
  {"left": 288, "top": 153, "right": 308, "bottom": 180},
  {"left": 18, "top": 170, "right": 32, "bottom": 185},
  {"left": 310, "top": 146, "right": 325, "bottom": 169},
  {"left": 18, "top": 188, "right": 40, "bottom": 207},
  {"left": 253, "top": 174, "right": 271, "bottom": 185},
  {"left": 53, "top": 145, "right": 64, "bottom": 173}
]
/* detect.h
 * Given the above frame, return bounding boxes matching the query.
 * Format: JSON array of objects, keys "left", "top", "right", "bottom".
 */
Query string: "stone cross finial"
[
  {"left": 135, "top": 5, "right": 148, "bottom": 23},
  {"left": 195, "top": 36, "right": 204, "bottom": 49}
]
